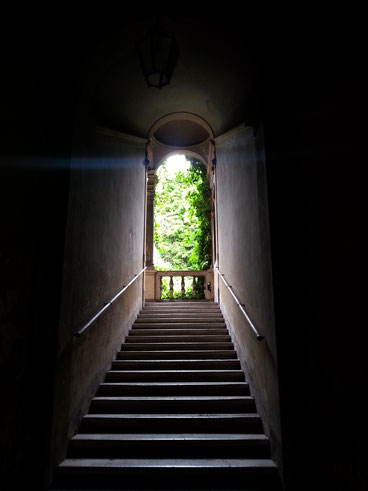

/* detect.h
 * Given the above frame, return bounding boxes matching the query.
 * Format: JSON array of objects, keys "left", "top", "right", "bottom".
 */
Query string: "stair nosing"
[
  {"left": 92, "top": 396, "right": 254, "bottom": 401},
  {"left": 83, "top": 413, "right": 261, "bottom": 419},
  {"left": 107, "top": 370, "right": 244, "bottom": 374},
  {"left": 59, "top": 457, "right": 276, "bottom": 469},
  {"left": 72, "top": 433, "right": 268, "bottom": 440},
  {"left": 112, "top": 359, "right": 239, "bottom": 362},
  {"left": 100, "top": 382, "right": 248, "bottom": 386}
]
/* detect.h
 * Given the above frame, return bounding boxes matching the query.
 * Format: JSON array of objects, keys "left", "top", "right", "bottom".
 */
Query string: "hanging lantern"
[{"left": 136, "top": 24, "right": 179, "bottom": 89}]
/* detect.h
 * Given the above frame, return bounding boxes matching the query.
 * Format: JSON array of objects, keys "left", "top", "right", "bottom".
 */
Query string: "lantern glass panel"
[{"left": 153, "top": 34, "right": 171, "bottom": 73}]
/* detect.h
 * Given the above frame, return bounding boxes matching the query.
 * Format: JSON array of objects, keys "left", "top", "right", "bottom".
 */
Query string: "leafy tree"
[
  {"left": 154, "top": 157, "right": 212, "bottom": 273},
  {"left": 179, "top": 157, "right": 212, "bottom": 270}
]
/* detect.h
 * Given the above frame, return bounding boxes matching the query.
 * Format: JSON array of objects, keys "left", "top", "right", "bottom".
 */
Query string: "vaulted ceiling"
[{"left": 82, "top": 16, "right": 260, "bottom": 142}]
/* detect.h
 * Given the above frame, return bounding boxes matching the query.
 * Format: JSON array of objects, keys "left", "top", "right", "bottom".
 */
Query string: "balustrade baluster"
[
  {"left": 169, "top": 276, "right": 174, "bottom": 299},
  {"left": 155, "top": 270, "right": 212, "bottom": 302}
]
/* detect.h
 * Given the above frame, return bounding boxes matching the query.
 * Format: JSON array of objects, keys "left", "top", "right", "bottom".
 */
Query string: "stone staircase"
[{"left": 52, "top": 302, "right": 281, "bottom": 490}]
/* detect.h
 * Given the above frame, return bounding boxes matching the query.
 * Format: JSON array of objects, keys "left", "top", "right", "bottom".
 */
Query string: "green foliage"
[
  {"left": 160, "top": 276, "right": 201, "bottom": 300},
  {"left": 154, "top": 157, "right": 212, "bottom": 274}
]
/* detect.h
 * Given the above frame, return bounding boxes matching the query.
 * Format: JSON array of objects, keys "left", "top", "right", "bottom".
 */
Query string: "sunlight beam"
[{"left": 163, "top": 154, "right": 191, "bottom": 177}]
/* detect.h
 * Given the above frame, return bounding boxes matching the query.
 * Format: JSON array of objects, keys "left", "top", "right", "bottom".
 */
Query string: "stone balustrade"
[{"left": 153, "top": 269, "right": 214, "bottom": 301}]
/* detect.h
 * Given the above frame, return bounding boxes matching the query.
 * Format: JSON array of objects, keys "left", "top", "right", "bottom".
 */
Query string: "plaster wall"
[
  {"left": 215, "top": 125, "right": 282, "bottom": 470},
  {"left": 50, "top": 128, "right": 146, "bottom": 472}
]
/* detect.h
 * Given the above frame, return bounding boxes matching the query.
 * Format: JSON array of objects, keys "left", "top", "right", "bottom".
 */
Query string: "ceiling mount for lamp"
[{"left": 136, "top": 21, "right": 179, "bottom": 89}]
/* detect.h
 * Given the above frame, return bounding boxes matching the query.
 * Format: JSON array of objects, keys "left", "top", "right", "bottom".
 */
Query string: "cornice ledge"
[
  {"left": 96, "top": 126, "right": 146, "bottom": 146},
  {"left": 214, "top": 123, "right": 254, "bottom": 144}
]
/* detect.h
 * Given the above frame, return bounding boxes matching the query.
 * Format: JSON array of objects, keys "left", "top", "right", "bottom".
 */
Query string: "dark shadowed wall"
[
  {"left": 259, "top": 25, "right": 368, "bottom": 490},
  {"left": 49, "top": 126, "right": 146, "bottom": 477},
  {"left": 215, "top": 125, "right": 282, "bottom": 475}
]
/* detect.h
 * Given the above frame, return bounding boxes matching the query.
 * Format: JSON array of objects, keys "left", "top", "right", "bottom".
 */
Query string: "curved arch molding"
[{"left": 147, "top": 112, "right": 215, "bottom": 169}]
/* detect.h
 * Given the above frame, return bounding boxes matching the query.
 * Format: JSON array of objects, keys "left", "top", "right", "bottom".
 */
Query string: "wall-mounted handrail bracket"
[
  {"left": 73, "top": 267, "right": 147, "bottom": 338},
  {"left": 215, "top": 266, "right": 264, "bottom": 341}
]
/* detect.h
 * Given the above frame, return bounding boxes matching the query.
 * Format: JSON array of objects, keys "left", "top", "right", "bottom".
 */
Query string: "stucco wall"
[
  {"left": 50, "top": 127, "right": 146, "bottom": 472},
  {"left": 215, "top": 125, "right": 282, "bottom": 471}
]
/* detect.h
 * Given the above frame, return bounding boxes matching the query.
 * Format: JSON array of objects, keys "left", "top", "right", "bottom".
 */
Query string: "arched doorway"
[
  {"left": 154, "top": 154, "right": 211, "bottom": 300},
  {"left": 144, "top": 113, "right": 218, "bottom": 301}
]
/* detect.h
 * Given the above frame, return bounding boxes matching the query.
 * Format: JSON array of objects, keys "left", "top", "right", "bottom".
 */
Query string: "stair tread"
[
  {"left": 117, "top": 350, "right": 237, "bottom": 360},
  {"left": 90, "top": 396, "right": 255, "bottom": 412},
  {"left": 114, "top": 358, "right": 239, "bottom": 364},
  {"left": 112, "top": 360, "right": 239, "bottom": 366},
  {"left": 132, "top": 324, "right": 226, "bottom": 328},
  {"left": 129, "top": 333, "right": 228, "bottom": 337},
  {"left": 80, "top": 413, "right": 262, "bottom": 432},
  {"left": 93, "top": 396, "right": 253, "bottom": 401},
  {"left": 125, "top": 329, "right": 230, "bottom": 340},
  {"left": 142, "top": 307, "right": 220, "bottom": 310},
  {"left": 111, "top": 363, "right": 241, "bottom": 371},
  {"left": 84, "top": 413, "right": 260, "bottom": 419},
  {"left": 142, "top": 303, "right": 219, "bottom": 306},
  {"left": 130, "top": 329, "right": 227, "bottom": 333},
  {"left": 100, "top": 382, "right": 248, "bottom": 386},
  {"left": 120, "top": 343, "right": 234, "bottom": 350},
  {"left": 59, "top": 458, "right": 276, "bottom": 468},
  {"left": 141, "top": 307, "right": 222, "bottom": 315},
  {"left": 118, "top": 350, "right": 236, "bottom": 353},
  {"left": 121, "top": 342, "right": 233, "bottom": 345},
  {"left": 137, "top": 315, "right": 224, "bottom": 318},
  {"left": 142, "top": 308, "right": 221, "bottom": 311},
  {"left": 107, "top": 370, "right": 244, "bottom": 374},
  {"left": 121, "top": 343, "right": 233, "bottom": 346},
  {"left": 140, "top": 312, "right": 222, "bottom": 315},
  {"left": 105, "top": 370, "right": 245, "bottom": 383},
  {"left": 72, "top": 433, "right": 267, "bottom": 441},
  {"left": 125, "top": 340, "right": 231, "bottom": 345},
  {"left": 98, "top": 382, "right": 249, "bottom": 395},
  {"left": 135, "top": 319, "right": 224, "bottom": 321},
  {"left": 126, "top": 336, "right": 231, "bottom": 341}
]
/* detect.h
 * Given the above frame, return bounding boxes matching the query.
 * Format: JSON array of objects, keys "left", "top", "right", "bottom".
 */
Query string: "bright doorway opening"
[{"left": 153, "top": 154, "right": 212, "bottom": 299}]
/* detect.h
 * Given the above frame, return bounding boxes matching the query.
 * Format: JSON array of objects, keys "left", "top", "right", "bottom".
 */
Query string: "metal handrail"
[
  {"left": 215, "top": 266, "right": 264, "bottom": 341},
  {"left": 73, "top": 267, "right": 147, "bottom": 337}
]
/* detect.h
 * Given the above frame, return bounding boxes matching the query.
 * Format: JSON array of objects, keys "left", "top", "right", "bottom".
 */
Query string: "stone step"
[
  {"left": 80, "top": 413, "right": 263, "bottom": 434},
  {"left": 143, "top": 301, "right": 220, "bottom": 304},
  {"left": 140, "top": 305, "right": 222, "bottom": 314},
  {"left": 97, "top": 382, "right": 250, "bottom": 396},
  {"left": 55, "top": 457, "right": 279, "bottom": 490},
  {"left": 51, "top": 488, "right": 280, "bottom": 491},
  {"left": 135, "top": 318, "right": 225, "bottom": 324},
  {"left": 89, "top": 396, "right": 256, "bottom": 414},
  {"left": 120, "top": 342, "right": 234, "bottom": 351},
  {"left": 137, "top": 309, "right": 224, "bottom": 322},
  {"left": 140, "top": 312, "right": 222, "bottom": 317},
  {"left": 143, "top": 302, "right": 219, "bottom": 308},
  {"left": 116, "top": 350, "right": 238, "bottom": 360},
  {"left": 53, "top": 303, "right": 279, "bottom": 490},
  {"left": 130, "top": 327, "right": 227, "bottom": 334},
  {"left": 111, "top": 359, "right": 241, "bottom": 371},
  {"left": 68, "top": 433, "right": 270, "bottom": 459},
  {"left": 125, "top": 335, "right": 231, "bottom": 343},
  {"left": 105, "top": 370, "right": 245, "bottom": 382},
  {"left": 138, "top": 313, "right": 223, "bottom": 317},
  {"left": 137, "top": 314, "right": 224, "bottom": 319}
]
